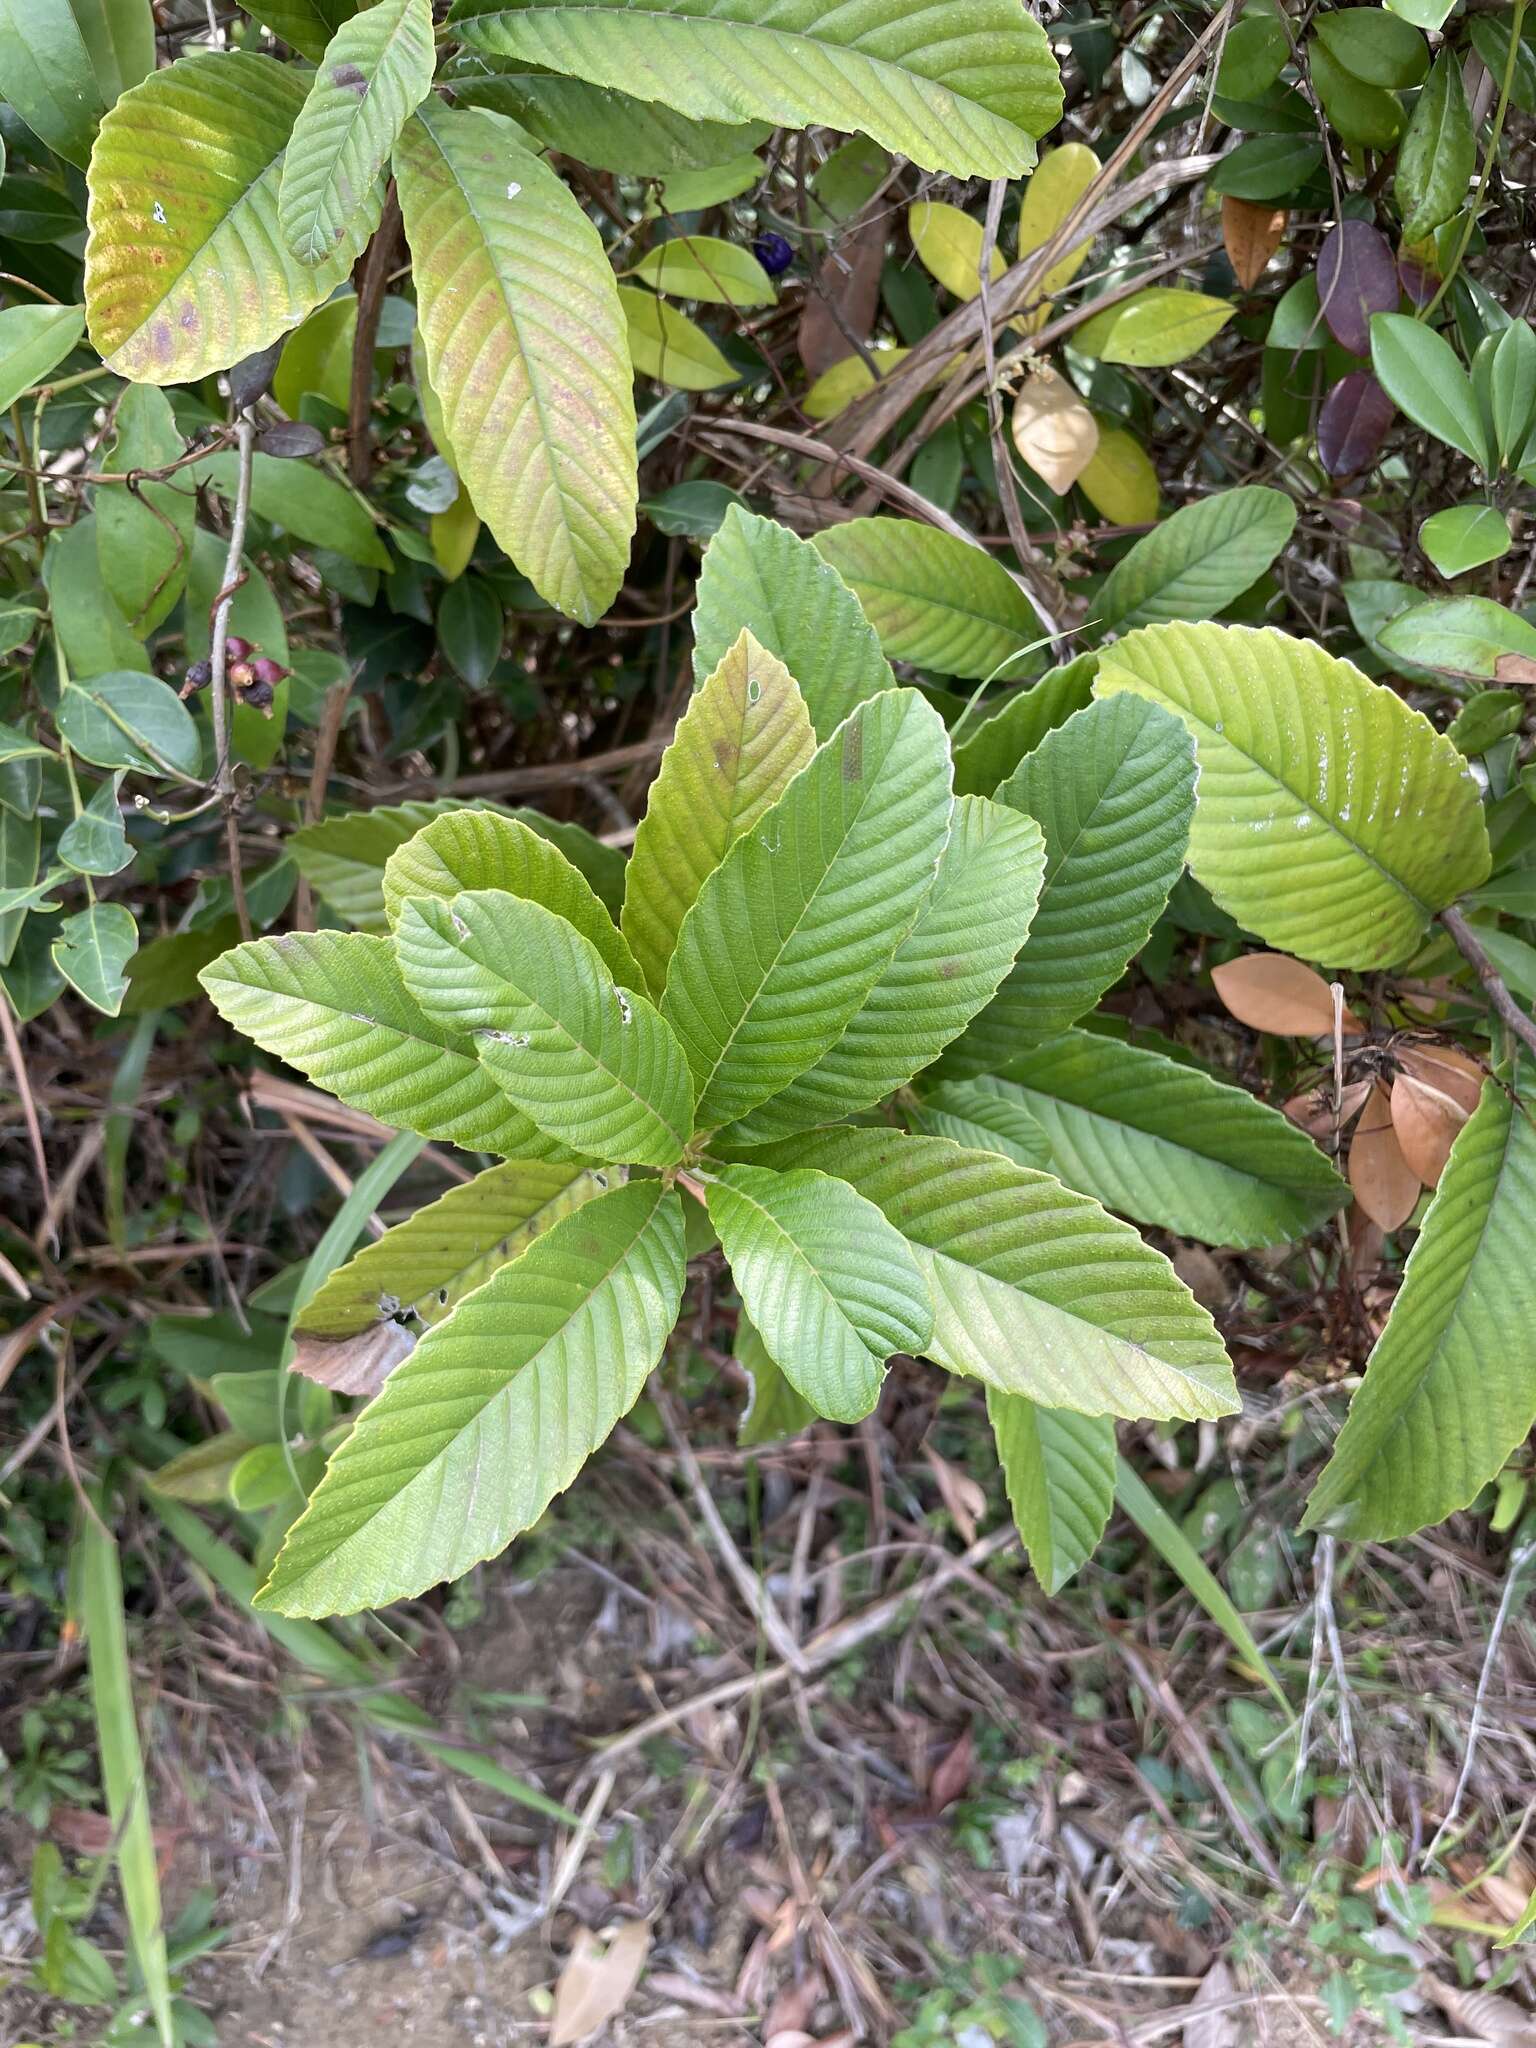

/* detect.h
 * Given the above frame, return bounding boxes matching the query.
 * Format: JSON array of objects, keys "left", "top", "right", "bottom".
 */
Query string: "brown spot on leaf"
[
  {"left": 331, "top": 61, "right": 368, "bottom": 96},
  {"left": 841, "top": 721, "right": 863, "bottom": 783},
  {"left": 937, "top": 958, "right": 963, "bottom": 979},
  {"left": 712, "top": 737, "right": 737, "bottom": 776}
]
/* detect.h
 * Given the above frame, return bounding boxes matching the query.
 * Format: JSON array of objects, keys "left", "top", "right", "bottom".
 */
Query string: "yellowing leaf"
[
  {"left": 1076, "top": 426, "right": 1159, "bottom": 524},
  {"left": 803, "top": 343, "right": 909, "bottom": 418},
  {"left": 1010, "top": 366, "right": 1098, "bottom": 493},
  {"left": 1015, "top": 140, "right": 1099, "bottom": 330},
  {"left": 1076, "top": 288, "right": 1235, "bottom": 367},
  {"left": 430, "top": 486, "right": 481, "bottom": 581},
  {"left": 619, "top": 284, "right": 738, "bottom": 389},
  {"left": 908, "top": 199, "right": 1003, "bottom": 301},
  {"left": 630, "top": 233, "right": 776, "bottom": 308},
  {"left": 395, "top": 104, "right": 638, "bottom": 624},
  {"left": 86, "top": 51, "right": 365, "bottom": 382}
]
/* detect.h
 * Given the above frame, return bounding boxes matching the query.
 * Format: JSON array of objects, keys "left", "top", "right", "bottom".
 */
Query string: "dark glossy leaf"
[
  {"left": 1317, "top": 371, "right": 1395, "bottom": 476},
  {"left": 1317, "top": 220, "right": 1399, "bottom": 356}
]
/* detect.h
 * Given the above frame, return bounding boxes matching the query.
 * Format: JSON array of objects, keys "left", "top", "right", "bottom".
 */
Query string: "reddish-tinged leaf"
[
  {"left": 927, "top": 1724, "right": 975, "bottom": 1814},
  {"left": 1222, "top": 197, "right": 1287, "bottom": 290},
  {"left": 1348, "top": 1081, "right": 1420, "bottom": 1229},
  {"left": 798, "top": 214, "right": 884, "bottom": 380},
  {"left": 1211, "top": 952, "right": 1363, "bottom": 1037},
  {"left": 1398, "top": 240, "right": 1441, "bottom": 308},
  {"left": 1390, "top": 1069, "right": 1471, "bottom": 1188},
  {"left": 1318, "top": 372, "right": 1396, "bottom": 477},
  {"left": 1317, "top": 220, "right": 1399, "bottom": 355}
]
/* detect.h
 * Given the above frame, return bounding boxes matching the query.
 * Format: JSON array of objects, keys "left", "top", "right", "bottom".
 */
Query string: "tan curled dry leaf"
[
  {"left": 1211, "top": 952, "right": 1362, "bottom": 1037},
  {"left": 1284, "top": 1076, "right": 1370, "bottom": 1142},
  {"left": 290, "top": 1323, "right": 415, "bottom": 1398},
  {"left": 1349, "top": 1080, "right": 1421, "bottom": 1230},
  {"left": 551, "top": 1919, "right": 652, "bottom": 2045},
  {"left": 1222, "top": 196, "right": 1287, "bottom": 291},
  {"left": 921, "top": 1444, "right": 987, "bottom": 1542},
  {"left": 1010, "top": 366, "right": 1099, "bottom": 493},
  {"left": 1398, "top": 1042, "right": 1485, "bottom": 1115},
  {"left": 1391, "top": 1070, "right": 1471, "bottom": 1188},
  {"left": 1495, "top": 654, "right": 1536, "bottom": 687}
]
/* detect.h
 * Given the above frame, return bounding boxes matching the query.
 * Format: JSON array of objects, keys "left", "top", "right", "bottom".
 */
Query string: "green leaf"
[
  {"left": 1370, "top": 312, "right": 1490, "bottom": 471},
  {"left": 395, "top": 104, "right": 637, "bottom": 624},
  {"left": 619, "top": 284, "right": 739, "bottom": 389},
  {"left": 909, "top": 198, "right": 1004, "bottom": 300},
  {"left": 1215, "top": 16, "right": 1287, "bottom": 98},
  {"left": 911, "top": 1076, "right": 1052, "bottom": 1170},
  {"left": 384, "top": 807, "right": 642, "bottom": 989},
  {"left": 736, "top": 1314, "right": 818, "bottom": 1445},
  {"left": 660, "top": 687, "right": 953, "bottom": 1131},
  {"left": 950, "top": 654, "right": 1097, "bottom": 797},
  {"left": 395, "top": 890, "right": 695, "bottom": 1165},
  {"left": 71, "top": 0, "right": 157, "bottom": 106},
  {"left": 1210, "top": 134, "right": 1324, "bottom": 200},
  {"left": 55, "top": 671, "right": 202, "bottom": 781},
  {"left": 1419, "top": 503, "right": 1512, "bottom": 579},
  {"left": 448, "top": 0, "right": 1064, "bottom": 179},
  {"left": 692, "top": 505, "right": 895, "bottom": 742},
  {"left": 0, "top": 806, "right": 40, "bottom": 967},
  {"left": 982, "top": 1031, "right": 1347, "bottom": 1249},
  {"left": 199, "top": 930, "right": 569, "bottom": 1156},
  {"left": 96, "top": 385, "right": 195, "bottom": 636},
  {"left": 1315, "top": 7, "right": 1427, "bottom": 87},
  {"left": 0, "top": 0, "right": 104, "bottom": 166},
  {"left": 85, "top": 51, "right": 368, "bottom": 382},
  {"left": 75, "top": 1515, "right": 174, "bottom": 2048},
  {"left": 1306, "top": 1076, "right": 1536, "bottom": 1539},
  {"left": 1113, "top": 1458, "right": 1290, "bottom": 1707},
  {"left": 0, "top": 717, "right": 46, "bottom": 768},
  {"left": 194, "top": 447, "right": 391, "bottom": 570},
  {"left": 292, "top": 799, "right": 472, "bottom": 929},
  {"left": 1097, "top": 486, "right": 1296, "bottom": 634},
  {"left": 706, "top": 1163, "right": 932, "bottom": 1422},
  {"left": 813, "top": 518, "right": 1045, "bottom": 683},
  {"left": 58, "top": 773, "right": 130, "bottom": 876},
  {"left": 1312, "top": 39, "right": 1403, "bottom": 148},
  {"left": 447, "top": 62, "right": 769, "bottom": 175},
  {"left": 622, "top": 629, "right": 815, "bottom": 1000},
  {"left": 1381, "top": 595, "right": 1536, "bottom": 683},
  {"left": 1482, "top": 318, "right": 1536, "bottom": 469},
  {"left": 945, "top": 695, "right": 1195, "bottom": 1069},
  {"left": 631, "top": 234, "right": 776, "bottom": 308},
  {"left": 0, "top": 302, "right": 86, "bottom": 413},
  {"left": 296, "top": 1159, "right": 614, "bottom": 1347},
  {"left": 1074, "top": 288, "right": 1235, "bottom": 366},
  {"left": 741, "top": 1128, "right": 1238, "bottom": 1421},
  {"left": 988, "top": 1392, "right": 1114, "bottom": 1593},
  {"left": 52, "top": 901, "right": 137, "bottom": 1016},
  {"left": 258, "top": 1179, "right": 686, "bottom": 1615},
  {"left": 1395, "top": 47, "right": 1474, "bottom": 243},
  {"left": 279, "top": 0, "right": 434, "bottom": 266},
  {"left": 1094, "top": 620, "right": 1491, "bottom": 968},
  {"left": 722, "top": 793, "right": 1045, "bottom": 1144},
  {"left": 436, "top": 574, "right": 503, "bottom": 685}
]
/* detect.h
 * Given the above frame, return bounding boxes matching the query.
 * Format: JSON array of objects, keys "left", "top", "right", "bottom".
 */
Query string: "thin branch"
[
  {"left": 348, "top": 187, "right": 403, "bottom": 488},
  {"left": 0, "top": 986, "right": 51, "bottom": 1242},
  {"left": 1441, "top": 905, "right": 1536, "bottom": 1066},
  {"left": 208, "top": 413, "right": 257, "bottom": 940}
]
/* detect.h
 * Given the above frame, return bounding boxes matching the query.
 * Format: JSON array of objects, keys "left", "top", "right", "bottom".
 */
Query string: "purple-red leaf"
[
  {"left": 1318, "top": 371, "right": 1396, "bottom": 476},
  {"left": 1317, "top": 220, "right": 1399, "bottom": 355}
]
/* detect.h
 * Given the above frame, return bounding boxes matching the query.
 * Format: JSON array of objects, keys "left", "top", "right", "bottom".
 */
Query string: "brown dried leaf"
[
  {"left": 1495, "top": 653, "right": 1536, "bottom": 687},
  {"left": 1390, "top": 1070, "right": 1471, "bottom": 1189},
  {"left": 927, "top": 1724, "right": 975, "bottom": 1816},
  {"left": 1183, "top": 1958, "right": 1241, "bottom": 2048},
  {"left": 921, "top": 1444, "right": 986, "bottom": 1543},
  {"left": 550, "top": 1920, "right": 652, "bottom": 2046},
  {"left": 1222, "top": 196, "right": 1287, "bottom": 290},
  {"left": 1348, "top": 1082, "right": 1421, "bottom": 1231},
  {"left": 1283, "top": 1076, "right": 1370, "bottom": 1141},
  {"left": 1010, "top": 366, "right": 1099, "bottom": 494},
  {"left": 1421, "top": 1975, "right": 1536, "bottom": 2045},
  {"left": 798, "top": 215, "right": 885, "bottom": 381},
  {"left": 1397, "top": 1043, "right": 1484, "bottom": 1117},
  {"left": 1211, "top": 953, "right": 1362, "bottom": 1038},
  {"left": 289, "top": 1321, "right": 415, "bottom": 1398}
]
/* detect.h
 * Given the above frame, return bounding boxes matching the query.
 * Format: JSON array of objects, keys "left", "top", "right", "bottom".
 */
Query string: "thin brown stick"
[
  {"left": 0, "top": 984, "right": 51, "bottom": 1233},
  {"left": 208, "top": 413, "right": 257, "bottom": 940},
  {"left": 1441, "top": 905, "right": 1536, "bottom": 1067},
  {"left": 380, "top": 733, "right": 667, "bottom": 800},
  {"left": 348, "top": 186, "right": 403, "bottom": 489}
]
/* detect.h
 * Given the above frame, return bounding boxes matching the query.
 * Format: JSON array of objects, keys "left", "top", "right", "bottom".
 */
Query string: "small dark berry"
[
  {"left": 225, "top": 635, "right": 254, "bottom": 661},
  {"left": 753, "top": 232, "right": 794, "bottom": 278},
  {"left": 241, "top": 678, "right": 276, "bottom": 716},
  {"left": 181, "top": 659, "right": 212, "bottom": 698},
  {"left": 249, "top": 657, "right": 290, "bottom": 687}
]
